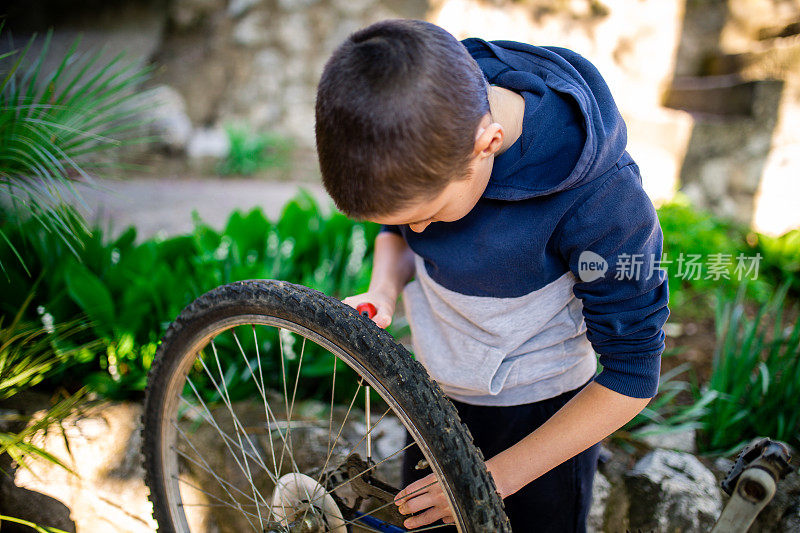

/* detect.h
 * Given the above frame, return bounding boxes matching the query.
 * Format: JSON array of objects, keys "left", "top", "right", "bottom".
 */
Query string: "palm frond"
[{"left": 0, "top": 27, "right": 153, "bottom": 273}]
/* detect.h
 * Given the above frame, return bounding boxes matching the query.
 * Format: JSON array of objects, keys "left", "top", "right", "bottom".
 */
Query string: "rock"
[
  {"left": 280, "top": 83, "right": 317, "bottom": 147},
  {"left": 597, "top": 443, "right": 614, "bottom": 465},
  {"left": 13, "top": 402, "right": 158, "bottom": 533},
  {"left": 663, "top": 322, "right": 684, "bottom": 338},
  {"left": 332, "top": 0, "right": 376, "bottom": 16},
  {"left": 587, "top": 471, "right": 610, "bottom": 533},
  {"left": 371, "top": 415, "right": 406, "bottom": 462},
  {"left": 187, "top": 127, "right": 230, "bottom": 161},
  {"left": 713, "top": 457, "right": 735, "bottom": 480},
  {"left": 171, "top": 0, "right": 225, "bottom": 30},
  {"left": 277, "top": 11, "right": 314, "bottom": 55},
  {"left": 137, "top": 85, "right": 193, "bottom": 153},
  {"left": 277, "top": 0, "right": 321, "bottom": 11},
  {"left": 0, "top": 3, "right": 166, "bottom": 85},
  {"left": 750, "top": 466, "right": 800, "bottom": 533},
  {"left": 624, "top": 449, "right": 722, "bottom": 532},
  {"left": 636, "top": 423, "right": 698, "bottom": 454},
  {"left": 227, "top": 0, "right": 261, "bottom": 18},
  {"left": 233, "top": 12, "right": 270, "bottom": 47},
  {"left": 665, "top": 76, "right": 776, "bottom": 116},
  {"left": 0, "top": 484, "right": 76, "bottom": 533}
]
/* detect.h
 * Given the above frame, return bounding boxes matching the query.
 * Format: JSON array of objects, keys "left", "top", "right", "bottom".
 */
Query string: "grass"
[
  {"left": 696, "top": 284, "right": 800, "bottom": 454},
  {"left": 0, "top": 292, "right": 97, "bottom": 475}
]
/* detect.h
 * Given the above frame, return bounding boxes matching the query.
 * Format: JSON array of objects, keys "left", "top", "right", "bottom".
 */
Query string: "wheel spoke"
[
  {"left": 274, "top": 328, "right": 316, "bottom": 509},
  {"left": 327, "top": 355, "right": 337, "bottom": 462},
  {"left": 338, "top": 478, "right": 440, "bottom": 530},
  {"left": 249, "top": 326, "right": 282, "bottom": 475},
  {"left": 173, "top": 474, "right": 262, "bottom": 525},
  {"left": 180, "top": 380, "right": 278, "bottom": 504},
  {"left": 178, "top": 397, "right": 276, "bottom": 483},
  {"left": 201, "top": 341, "right": 302, "bottom": 479},
  {"left": 173, "top": 440, "right": 267, "bottom": 509},
  {"left": 192, "top": 354, "right": 277, "bottom": 484},
  {"left": 278, "top": 327, "right": 292, "bottom": 465},
  {"left": 327, "top": 439, "right": 418, "bottom": 496},
  {"left": 365, "top": 385, "right": 372, "bottom": 463},
  {"left": 225, "top": 329, "right": 311, "bottom": 520},
  {"left": 249, "top": 325, "right": 281, "bottom": 524},
  {"left": 314, "top": 378, "right": 363, "bottom": 489},
  {"left": 337, "top": 407, "right": 391, "bottom": 467},
  {"left": 276, "top": 332, "right": 307, "bottom": 477},
  {"left": 227, "top": 333, "right": 269, "bottom": 529},
  {"left": 316, "top": 405, "right": 392, "bottom": 496}
]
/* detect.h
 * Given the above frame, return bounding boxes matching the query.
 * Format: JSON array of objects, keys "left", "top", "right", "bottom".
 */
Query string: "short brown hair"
[{"left": 315, "top": 19, "right": 490, "bottom": 219}]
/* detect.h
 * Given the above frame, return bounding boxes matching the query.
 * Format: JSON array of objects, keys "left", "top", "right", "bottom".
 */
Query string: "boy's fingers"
[
  {"left": 403, "top": 506, "right": 450, "bottom": 529},
  {"left": 374, "top": 313, "right": 392, "bottom": 329},
  {"left": 395, "top": 474, "right": 435, "bottom": 505},
  {"left": 398, "top": 491, "right": 437, "bottom": 515}
]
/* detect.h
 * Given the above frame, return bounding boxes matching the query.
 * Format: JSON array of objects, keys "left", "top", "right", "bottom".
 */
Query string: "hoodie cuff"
[{"left": 593, "top": 352, "right": 661, "bottom": 399}]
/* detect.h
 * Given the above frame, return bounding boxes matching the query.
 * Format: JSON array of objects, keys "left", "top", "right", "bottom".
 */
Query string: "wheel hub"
[{"left": 269, "top": 473, "right": 346, "bottom": 533}]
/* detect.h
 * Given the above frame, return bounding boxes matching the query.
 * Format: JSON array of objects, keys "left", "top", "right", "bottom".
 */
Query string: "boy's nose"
[{"left": 409, "top": 221, "right": 431, "bottom": 233}]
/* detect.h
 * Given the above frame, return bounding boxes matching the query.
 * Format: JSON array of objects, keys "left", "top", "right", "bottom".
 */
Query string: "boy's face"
[{"left": 370, "top": 114, "right": 502, "bottom": 233}]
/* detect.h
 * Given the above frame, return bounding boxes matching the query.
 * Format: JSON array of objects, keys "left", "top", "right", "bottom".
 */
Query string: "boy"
[{"left": 314, "top": 19, "right": 669, "bottom": 532}]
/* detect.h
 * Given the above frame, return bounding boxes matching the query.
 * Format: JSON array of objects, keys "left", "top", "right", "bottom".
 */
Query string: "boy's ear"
[{"left": 473, "top": 116, "right": 503, "bottom": 159}]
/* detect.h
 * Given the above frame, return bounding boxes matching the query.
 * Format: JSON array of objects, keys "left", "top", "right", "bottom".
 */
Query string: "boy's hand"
[
  {"left": 394, "top": 462, "right": 507, "bottom": 528},
  {"left": 394, "top": 473, "right": 455, "bottom": 528},
  {"left": 342, "top": 291, "right": 396, "bottom": 329}
]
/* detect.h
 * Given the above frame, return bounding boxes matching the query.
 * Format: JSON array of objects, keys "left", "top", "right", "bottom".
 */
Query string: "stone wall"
[
  {"left": 153, "top": 0, "right": 428, "bottom": 147},
  {"left": 666, "top": 0, "right": 800, "bottom": 235}
]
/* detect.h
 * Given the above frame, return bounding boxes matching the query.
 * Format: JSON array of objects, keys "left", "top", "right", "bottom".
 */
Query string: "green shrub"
[
  {"left": 0, "top": 190, "right": 382, "bottom": 400},
  {"left": 754, "top": 229, "right": 800, "bottom": 297},
  {"left": 657, "top": 196, "right": 777, "bottom": 314},
  {"left": 622, "top": 359, "right": 717, "bottom": 439},
  {"left": 217, "top": 124, "right": 292, "bottom": 176}
]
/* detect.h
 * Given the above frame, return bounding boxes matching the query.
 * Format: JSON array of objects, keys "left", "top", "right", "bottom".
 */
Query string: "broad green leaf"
[{"left": 64, "top": 260, "right": 114, "bottom": 336}]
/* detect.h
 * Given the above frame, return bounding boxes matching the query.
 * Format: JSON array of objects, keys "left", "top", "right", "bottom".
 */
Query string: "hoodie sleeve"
[{"left": 557, "top": 161, "right": 669, "bottom": 398}]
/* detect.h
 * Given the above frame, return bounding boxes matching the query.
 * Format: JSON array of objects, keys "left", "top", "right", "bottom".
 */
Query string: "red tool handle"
[{"left": 356, "top": 303, "right": 377, "bottom": 319}]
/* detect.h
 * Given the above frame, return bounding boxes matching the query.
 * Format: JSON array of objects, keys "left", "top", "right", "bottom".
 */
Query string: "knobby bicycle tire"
[{"left": 141, "top": 279, "right": 511, "bottom": 532}]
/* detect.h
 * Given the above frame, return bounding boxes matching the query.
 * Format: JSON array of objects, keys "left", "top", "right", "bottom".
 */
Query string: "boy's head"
[{"left": 315, "top": 19, "right": 497, "bottom": 228}]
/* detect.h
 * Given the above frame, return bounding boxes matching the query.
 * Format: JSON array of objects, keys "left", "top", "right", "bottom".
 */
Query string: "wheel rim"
[{"left": 153, "top": 314, "right": 465, "bottom": 532}]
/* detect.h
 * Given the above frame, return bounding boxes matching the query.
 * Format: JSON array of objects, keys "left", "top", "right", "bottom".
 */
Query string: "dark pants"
[{"left": 401, "top": 380, "right": 600, "bottom": 532}]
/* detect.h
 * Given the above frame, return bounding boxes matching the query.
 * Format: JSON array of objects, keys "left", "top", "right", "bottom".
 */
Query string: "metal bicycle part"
[
  {"left": 711, "top": 438, "right": 794, "bottom": 533},
  {"left": 142, "top": 280, "right": 510, "bottom": 533}
]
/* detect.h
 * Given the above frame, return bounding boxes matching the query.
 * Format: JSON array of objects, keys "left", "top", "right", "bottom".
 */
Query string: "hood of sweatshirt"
[{"left": 462, "top": 38, "right": 628, "bottom": 201}]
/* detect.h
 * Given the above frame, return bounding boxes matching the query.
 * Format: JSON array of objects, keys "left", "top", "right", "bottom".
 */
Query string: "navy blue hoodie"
[{"left": 382, "top": 38, "right": 669, "bottom": 404}]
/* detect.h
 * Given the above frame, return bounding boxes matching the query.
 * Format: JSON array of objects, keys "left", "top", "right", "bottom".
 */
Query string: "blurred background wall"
[{"left": 2, "top": 0, "right": 799, "bottom": 234}]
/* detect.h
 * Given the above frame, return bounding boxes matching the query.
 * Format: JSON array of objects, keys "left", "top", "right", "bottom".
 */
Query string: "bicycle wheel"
[{"left": 142, "top": 279, "right": 510, "bottom": 533}]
